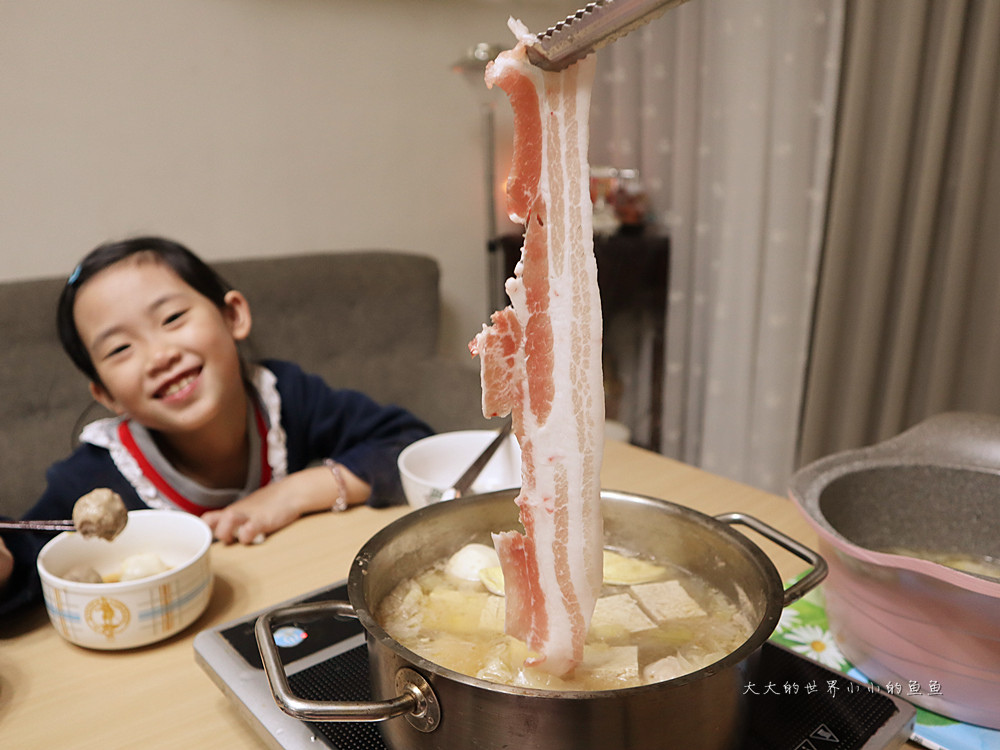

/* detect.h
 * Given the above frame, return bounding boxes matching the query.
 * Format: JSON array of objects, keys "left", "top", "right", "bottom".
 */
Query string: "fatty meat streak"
[{"left": 469, "top": 18, "right": 604, "bottom": 677}]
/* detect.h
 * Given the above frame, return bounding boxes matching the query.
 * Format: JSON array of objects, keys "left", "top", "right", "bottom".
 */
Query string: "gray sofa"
[{"left": 0, "top": 250, "right": 489, "bottom": 519}]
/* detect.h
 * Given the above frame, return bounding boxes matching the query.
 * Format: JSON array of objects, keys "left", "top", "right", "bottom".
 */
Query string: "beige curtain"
[
  {"left": 591, "top": 0, "right": 843, "bottom": 493},
  {"left": 799, "top": 0, "right": 1000, "bottom": 464}
]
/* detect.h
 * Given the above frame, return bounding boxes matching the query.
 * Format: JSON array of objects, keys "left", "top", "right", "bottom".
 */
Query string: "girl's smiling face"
[{"left": 73, "top": 255, "right": 251, "bottom": 436}]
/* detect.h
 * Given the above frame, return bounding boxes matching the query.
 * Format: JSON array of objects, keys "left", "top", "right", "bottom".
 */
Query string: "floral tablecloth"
[{"left": 770, "top": 585, "right": 1000, "bottom": 750}]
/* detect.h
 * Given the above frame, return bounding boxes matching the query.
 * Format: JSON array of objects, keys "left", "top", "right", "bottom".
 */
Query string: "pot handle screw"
[{"left": 395, "top": 668, "right": 441, "bottom": 732}]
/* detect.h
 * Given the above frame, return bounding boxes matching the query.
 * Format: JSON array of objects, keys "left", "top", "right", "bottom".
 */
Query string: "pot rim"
[
  {"left": 349, "top": 488, "right": 793, "bottom": 699},
  {"left": 789, "top": 452, "right": 1000, "bottom": 596}
]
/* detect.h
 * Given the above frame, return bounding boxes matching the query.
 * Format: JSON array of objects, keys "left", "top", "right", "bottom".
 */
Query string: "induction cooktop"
[{"left": 194, "top": 580, "right": 916, "bottom": 750}]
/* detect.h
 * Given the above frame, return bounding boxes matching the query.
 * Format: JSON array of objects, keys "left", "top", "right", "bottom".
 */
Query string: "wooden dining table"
[{"left": 0, "top": 440, "right": 921, "bottom": 749}]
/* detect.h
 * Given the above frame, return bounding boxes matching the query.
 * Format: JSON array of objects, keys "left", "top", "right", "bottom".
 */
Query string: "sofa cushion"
[
  {"left": 0, "top": 250, "right": 487, "bottom": 519},
  {"left": 218, "top": 251, "right": 440, "bottom": 362}
]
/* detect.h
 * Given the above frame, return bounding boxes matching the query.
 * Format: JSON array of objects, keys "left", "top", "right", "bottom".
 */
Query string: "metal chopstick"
[
  {"left": 451, "top": 420, "right": 514, "bottom": 498},
  {"left": 0, "top": 520, "right": 76, "bottom": 533}
]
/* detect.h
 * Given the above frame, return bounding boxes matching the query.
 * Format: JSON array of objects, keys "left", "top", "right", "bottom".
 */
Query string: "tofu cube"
[
  {"left": 630, "top": 580, "right": 706, "bottom": 622},
  {"left": 589, "top": 593, "right": 657, "bottom": 640}
]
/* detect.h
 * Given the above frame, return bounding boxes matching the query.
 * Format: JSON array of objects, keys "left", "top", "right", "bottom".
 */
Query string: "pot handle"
[
  {"left": 255, "top": 599, "right": 439, "bottom": 728},
  {"left": 715, "top": 512, "right": 828, "bottom": 606}
]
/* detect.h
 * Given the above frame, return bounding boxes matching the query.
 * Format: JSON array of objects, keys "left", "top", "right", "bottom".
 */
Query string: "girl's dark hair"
[{"left": 57, "top": 236, "right": 233, "bottom": 383}]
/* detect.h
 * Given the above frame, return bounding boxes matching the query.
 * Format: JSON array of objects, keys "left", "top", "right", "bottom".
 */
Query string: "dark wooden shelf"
[{"left": 491, "top": 232, "right": 670, "bottom": 449}]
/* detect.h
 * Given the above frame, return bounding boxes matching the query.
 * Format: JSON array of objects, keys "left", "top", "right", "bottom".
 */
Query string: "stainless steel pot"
[{"left": 256, "top": 489, "right": 826, "bottom": 750}]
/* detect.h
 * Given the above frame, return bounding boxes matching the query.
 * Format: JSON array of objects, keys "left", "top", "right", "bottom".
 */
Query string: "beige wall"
[{"left": 0, "top": 0, "right": 576, "bottom": 360}]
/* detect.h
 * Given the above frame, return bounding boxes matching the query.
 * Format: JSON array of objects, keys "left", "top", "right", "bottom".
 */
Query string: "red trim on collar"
[
  {"left": 254, "top": 405, "right": 272, "bottom": 487},
  {"left": 117, "top": 405, "right": 271, "bottom": 516}
]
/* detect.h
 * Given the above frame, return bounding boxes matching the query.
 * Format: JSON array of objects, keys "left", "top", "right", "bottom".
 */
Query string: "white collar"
[{"left": 79, "top": 364, "right": 288, "bottom": 510}]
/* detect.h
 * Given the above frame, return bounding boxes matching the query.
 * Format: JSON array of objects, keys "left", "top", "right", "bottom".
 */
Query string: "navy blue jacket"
[{"left": 0, "top": 360, "right": 432, "bottom": 615}]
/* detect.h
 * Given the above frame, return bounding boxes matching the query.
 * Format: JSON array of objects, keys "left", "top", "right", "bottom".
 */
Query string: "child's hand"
[
  {"left": 201, "top": 482, "right": 303, "bottom": 545},
  {"left": 201, "top": 465, "right": 368, "bottom": 545},
  {"left": 0, "top": 537, "right": 13, "bottom": 588}
]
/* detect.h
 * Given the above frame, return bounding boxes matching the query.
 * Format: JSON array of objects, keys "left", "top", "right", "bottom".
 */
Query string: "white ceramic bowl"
[
  {"left": 397, "top": 429, "right": 521, "bottom": 508},
  {"left": 37, "top": 509, "right": 213, "bottom": 650}
]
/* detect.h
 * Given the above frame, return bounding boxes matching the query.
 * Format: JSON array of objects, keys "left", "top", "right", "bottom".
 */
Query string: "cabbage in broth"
[{"left": 377, "top": 545, "right": 754, "bottom": 692}]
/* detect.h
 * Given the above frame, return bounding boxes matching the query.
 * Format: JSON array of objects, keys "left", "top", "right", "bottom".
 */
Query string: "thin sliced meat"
[{"left": 469, "top": 19, "right": 603, "bottom": 677}]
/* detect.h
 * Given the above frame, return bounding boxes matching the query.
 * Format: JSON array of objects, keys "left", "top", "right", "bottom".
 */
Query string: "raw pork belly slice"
[{"left": 469, "top": 19, "right": 604, "bottom": 677}]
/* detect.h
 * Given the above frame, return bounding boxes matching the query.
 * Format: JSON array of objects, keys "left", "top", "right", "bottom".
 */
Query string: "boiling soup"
[{"left": 378, "top": 543, "right": 754, "bottom": 692}]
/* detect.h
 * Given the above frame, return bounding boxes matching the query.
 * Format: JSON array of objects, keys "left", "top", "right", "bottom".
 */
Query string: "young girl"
[{"left": 0, "top": 236, "right": 433, "bottom": 613}]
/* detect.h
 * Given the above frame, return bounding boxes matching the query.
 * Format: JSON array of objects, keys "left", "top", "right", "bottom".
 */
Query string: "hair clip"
[{"left": 67, "top": 263, "right": 82, "bottom": 286}]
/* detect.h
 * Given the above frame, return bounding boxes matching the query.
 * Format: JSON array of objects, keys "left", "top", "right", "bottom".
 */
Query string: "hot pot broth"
[
  {"left": 881, "top": 547, "right": 1000, "bottom": 580},
  {"left": 377, "top": 544, "right": 754, "bottom": 691}
]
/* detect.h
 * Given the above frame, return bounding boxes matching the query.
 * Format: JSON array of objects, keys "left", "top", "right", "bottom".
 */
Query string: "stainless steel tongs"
[{"left": 527, "top": 0, "right": 693, "bottom": 71}]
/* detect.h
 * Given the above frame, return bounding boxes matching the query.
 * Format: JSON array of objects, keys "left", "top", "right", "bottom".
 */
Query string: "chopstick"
[
  {"left": 451, "top": 420, "right": 514, "bottom": 498},
  {"left": 0, "top": 520, "right": 76, "bottom": 533}
]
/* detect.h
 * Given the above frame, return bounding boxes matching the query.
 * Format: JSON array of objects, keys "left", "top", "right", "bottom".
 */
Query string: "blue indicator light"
[{"left": 273, "top": 625, "right": 308, "bottom": 648}]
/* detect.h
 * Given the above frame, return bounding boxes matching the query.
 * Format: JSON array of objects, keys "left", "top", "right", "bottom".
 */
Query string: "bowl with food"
[
  {"left": 789, "top": 412, "right": 1000, "bottom": 728},
  {"left": 37, "top": 508, "right": 213, "bottom": 650},
  {"left": 397, "top": 429, "right": 521, "bottom": 508}
]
